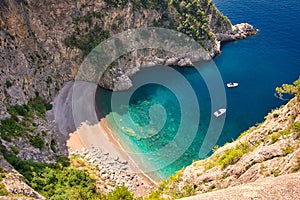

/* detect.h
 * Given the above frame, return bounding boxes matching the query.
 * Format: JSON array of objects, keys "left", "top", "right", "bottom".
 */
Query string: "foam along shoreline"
[{"left": 66, "top": 118, "right": 157, "bottom": 191}]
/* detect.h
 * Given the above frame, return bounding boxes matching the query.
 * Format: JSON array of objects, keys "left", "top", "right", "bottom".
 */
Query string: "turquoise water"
[{"left": 96, "top": 0, "right": 300, "bottom": 180}]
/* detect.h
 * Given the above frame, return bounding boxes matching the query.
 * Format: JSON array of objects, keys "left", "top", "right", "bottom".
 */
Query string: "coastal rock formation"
[
  {"left": 98, "top": 24, "right": 257, "bottom": 92},
  {"left": 216, "top": 23, "right": 258, "bottom": 42}
]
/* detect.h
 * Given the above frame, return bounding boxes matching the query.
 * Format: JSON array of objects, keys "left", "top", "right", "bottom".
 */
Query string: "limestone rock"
[{"left": 181, "top": 173, "right": 300, "bottom": 200}]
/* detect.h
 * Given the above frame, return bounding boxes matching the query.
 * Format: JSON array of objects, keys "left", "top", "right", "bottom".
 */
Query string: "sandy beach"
[
  {"left": 54, "top": 81, "right": 156, "bottom": 195},
  {"left": 67, "top": 117, "right": 157, "bottom": 195}
]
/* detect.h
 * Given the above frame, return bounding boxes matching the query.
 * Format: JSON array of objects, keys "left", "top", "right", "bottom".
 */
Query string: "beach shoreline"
[
  {"left": 100, "top": 118, "right": 157, "bottom": 186},
  {"left": 66, "top": 117, "right": 157, "bottom": 195}
]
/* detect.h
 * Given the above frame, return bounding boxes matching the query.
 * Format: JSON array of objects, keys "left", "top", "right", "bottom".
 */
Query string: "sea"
[{"left": 95, "top": 0, "right": 300, "bottom": 181}]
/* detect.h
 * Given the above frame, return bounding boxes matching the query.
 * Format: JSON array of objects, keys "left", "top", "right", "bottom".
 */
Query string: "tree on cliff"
[{"left": 276, "top": 78, "right": 300, "bottom": 101}]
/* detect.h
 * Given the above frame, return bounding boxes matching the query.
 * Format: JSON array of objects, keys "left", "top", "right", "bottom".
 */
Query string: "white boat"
[
  {"left": 214, "top": 108, "right": 226, "bottom": 117},
  {"left": 227, "top": 82, "right": 239, "bottom": 88}
]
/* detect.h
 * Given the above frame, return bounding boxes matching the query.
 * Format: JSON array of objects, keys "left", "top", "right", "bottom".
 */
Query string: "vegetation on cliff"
[
  {"left": 63, "top": 0, "right": 230, "bottom": 56},
  {"left": 0, "top": 94, "right": 52, "bottom": 148},
  {"left": 0, "top": 144, "right": 134, "bottom": 199}
]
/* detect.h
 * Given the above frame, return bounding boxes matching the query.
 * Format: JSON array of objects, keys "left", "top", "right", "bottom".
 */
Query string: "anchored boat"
[
  {"left": 214, "top": 108, "right": 226, "bottom": 117},
  {"left": 227, "top": 82, "right": 239, "bottom": 88}
]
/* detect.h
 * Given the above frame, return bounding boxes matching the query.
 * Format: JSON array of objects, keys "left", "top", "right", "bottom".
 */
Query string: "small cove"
[{"left": 96, "top": 0, "right": 300, "bottom": 180}]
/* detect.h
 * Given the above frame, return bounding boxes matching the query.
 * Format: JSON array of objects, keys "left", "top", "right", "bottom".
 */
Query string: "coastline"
[
  {"left": 66, "top": 117, "right": 157, "bottom": 195},
  {"left": 100, "top": 118, "right": 157, "bottom": 186}
]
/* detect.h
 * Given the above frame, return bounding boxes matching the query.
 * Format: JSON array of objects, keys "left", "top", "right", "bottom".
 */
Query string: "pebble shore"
[{"left": 69, "top": 147, "right": 155, "bottom": 196}]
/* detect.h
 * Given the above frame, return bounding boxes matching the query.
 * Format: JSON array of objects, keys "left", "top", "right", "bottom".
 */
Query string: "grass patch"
[
  {"left": 266, "top": 122, "right": 300, "bottom": 144},
  {"left": 145, "top": 169, "right": 196, "bottom": 199},
  {"left": 271, "top": 168, "right": 281, "bottom": 177},
  {"left": 218, "top": 142, "right": 251, "bottom": 169},
  {"left": 0, "top": 184, "right": 8, "bottom": 196},
  {"left": 282, "top": 145, "right": 294, "bottom": 156}
]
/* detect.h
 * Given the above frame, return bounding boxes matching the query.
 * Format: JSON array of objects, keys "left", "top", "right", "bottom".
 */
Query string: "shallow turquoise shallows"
[{"left": 96, "top": 0, "right": 300, "bottom": 180}]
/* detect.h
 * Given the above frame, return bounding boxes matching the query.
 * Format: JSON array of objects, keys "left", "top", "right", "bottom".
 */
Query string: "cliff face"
[
  {"left": 0, "top": 0, "right": 256, "bottom": 117},
  {"left": 154, "top": 98, "right": 300, "bottom": 199}
]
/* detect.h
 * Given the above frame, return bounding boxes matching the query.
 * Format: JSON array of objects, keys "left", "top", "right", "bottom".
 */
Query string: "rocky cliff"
[
  {"left": 181, "top": 172, "right": 300, "bottom": 200},
  {"left": 0, "top": 0, "right": 257, "bottom": 118}
]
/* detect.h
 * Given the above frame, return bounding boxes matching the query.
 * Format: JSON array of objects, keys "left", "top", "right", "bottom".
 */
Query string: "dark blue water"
[
  {"left": 213, "top": 0, "right": 300, "bottom": 141},
  {"left": 96, "top": 0, "right": 300, "bottom": 180}
]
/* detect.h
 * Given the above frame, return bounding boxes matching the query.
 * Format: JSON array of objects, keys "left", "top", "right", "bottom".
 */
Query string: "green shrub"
[
  {"left": 11, "top": 146, "right": 20, "bottom": 155},
  {"left": 276, "top": 78, "right": 300, "bottom": 101},
  {"left": 0, "top": 167, "right": 5, "bottom": 181},
  {"left": 3, "top": 154, "right": 100, "bottom": 199},
  {"left": 29, "top": 136, "right": 44, "bottom": 149},
  {"left": 267, "top": 122, "right": 300, "bottom": 144},
  {"left": 282, "top": 145, "right": 294, "bottom": 156},
  {"left": 8, "top": 104, "right": 29, "bottom": 117},
  {"left": 218, "top": 142, "right": 250, "bottom": 169},
  {"left": 0, "top": 184, "right": 8, "bottom": 196},
  {"left": 0, "top": 117, "right": 24, "bottom": 140},
  {"left": 2, "top": 153, "right": 135, "bottom": 199},
  {"left": 63, "top": 25, "right": 110, "bottom": 56},
  {"left": 107, "top": 183, "right": 133, "bottom": 200},
  {"left": 0, "top": 95, "right": 53, "bottom": 143},
  {"left": 5, "top": 80, "right": 12, "bottom": 88},
  {"left": 271, "top": 168, "right": 281, "bottom": 177},
  {"left": 291, "top": 122, "right": 300, "bottom": 133}
]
